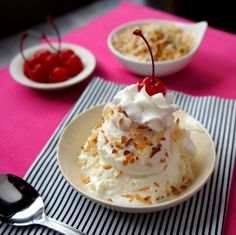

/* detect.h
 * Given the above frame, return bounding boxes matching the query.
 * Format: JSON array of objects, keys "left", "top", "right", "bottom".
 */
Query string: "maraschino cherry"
[
  {"left": 20, "top": 16, "right": 83, "bottom": 84},
  {"left": 133, "top": 29, "right": 166, "bottom": 96},
  {"left": 20, "top": 33, "right": 48, "bottom": 83}
]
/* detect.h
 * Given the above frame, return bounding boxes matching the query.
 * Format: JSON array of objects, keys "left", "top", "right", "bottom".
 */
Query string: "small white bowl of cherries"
[{"left": 10, "top": 16, "right": 96, "bottom": 90}]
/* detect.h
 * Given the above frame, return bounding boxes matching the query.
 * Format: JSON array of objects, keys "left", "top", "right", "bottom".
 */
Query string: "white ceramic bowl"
[
  {"left": 10, "top": 43, "right": 96, "bottom": 90},
  {"left": 57, "top": 105, "right": 216, "bottom": 213},
  {"left": 107, "top": 19, "right": 207, "bottom": 77}
]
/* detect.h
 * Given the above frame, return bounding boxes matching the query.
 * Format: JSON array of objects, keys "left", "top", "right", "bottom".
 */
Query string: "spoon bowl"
[{"left": 0, "top": 174, "right": 84, "bottom": 235}]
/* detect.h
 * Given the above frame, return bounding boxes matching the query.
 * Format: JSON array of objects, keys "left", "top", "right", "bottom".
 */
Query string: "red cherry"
[
  {"left": 23, "top": 58, "right": 37, "bottom": 78},
  {"left": 48, "top": 66, "right": 69, "bottom": 83},
  {"left": 23, "top": 62, "right": 32, "bottom": 78},
  {"left": 138, "top": 77, "right": 166, "bottom": 96},
  {"left": 133, "top": 29, "right": 166, "bottom": 96},
  {"left": 33, "top": 50, "right": 52, "bottom": 64},
  {"left": 59, "top": 49, "right": 74, "bottom": 65},
  {"left": 64, "top": 55, "right": 83, "bottom": 77},
  {"left": 23, "top": 58, "right": 47, "bottom": 83},
  {"left": 26, "top": 63, "right": 47, "bottom": 82},
  {"left": 43, "top": 53, "right": 60, "bottom": 73}
]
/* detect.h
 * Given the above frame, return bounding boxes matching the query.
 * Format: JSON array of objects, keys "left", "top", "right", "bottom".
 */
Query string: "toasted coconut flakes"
[
  {"left": 103, "top": 134, "right": 109, "bottom": 144},
  {"left": 124, "top": 150, "right": 131, "bottom": 155},
  {"left": 95, "top": 123, "right": 102, "bottom": 129},
  {"left": 156, "top": 195, "right": 165, "bottom": 201},
  {"left": 134, "top": 142, "right": 145, "bottom": 151},
  {"left": 113, "top": 151, "right": 120, "bottom": 158},
  {"left": 176, "top": 118, "right": 180, "bottom": 126},
  {"left": 78, "top": 160, "right": 87, "bottom": 167},
  {"left": 137, "top": 125, "right": 148, "bottom": 129},
  {"left": 160, "top": 158, "right": 167, "bottom": 163},
  {"left": 82, "top": 145, "right": 91, "bottom": 152},
  {"left": 133, "top": 130, "right": 143, "bottom": 137},
  {"left": 126, "top": 154, "right": 135, "bottom": 161},
  {"left": 103, "top": 164, "right": 112, "bottom": 170},
  {"left": 82, "top": 176, "right": 90, "bottom": 184},
  {"left": 163, "top": 164, "right": 168, "bottom": 171},
  {"left": 92, "top": 149, "right": 98, "bottom": 157},
  {"left": 171, "top": 126, "right": 185, "bottom": 141},
  {"left": 122, "top": 159, "right": 128, "bottom": 166},
  {"left": 124, "top": 152, "right": 136, "bottom": 165},
  {"left": 122, "top": 194, "right": 134, "bottom": 198},
  {"left": 121, "top": 135, "right": 127, "bottom": 143},
  {"left": 123, "top": 153, "right": 136, "bottom": 166},
  {"left": 118, "top": 118, "right": 124, "bottom": 126},
  {"left": 165, "top": 152, "right": 169, "bottom": 158},
  {"left": 115, "top": 141, "right": 124, "bottom": 149},
  {"left": 153, "top": 182, "right": 160, "bottom": 187},
  {"left": 150, "top": 145, "right": 161, "bottom": 158},
  {"left": 135, "top": 194, "right": 152, "bottom": 204},
  {"left": 138, "top": 186, "right": 150, "bottom": 191},
  {"left": 112, "top": 149, "right": 120, "bottom": 157},
  {"left": 115, "top": 171, "right": 123, "bottom": 178},
  {"left": 171, "top": 186, "right": 180, "bottom": 195},
  {"left": 160, "top": 137, "right": 166, "bottom": 141},
  {"left": 103, "top": 106, "right": 114, "bottom": 118},
  {"left": 166, "top": 181, "right": 171, "bottom": 195},
  {"left": 107, "top": 198, "right": 113, "bottom": 202},
  {"left": 91, "top": 136, "right": 98, "bottom": 144},
  {"left": 122, "top": 194, "right": 134, "bottom": 202},
  {"left": 125, "top": 138, "right": 133, "bottom": 147},
  {"left": 120, "top": 110, "right": 128, "bottom": 117},
  {"left": 130, "top": 158, "right": 135, "bottom": 164},
  {"left": 182, "top": 177, "right": 191, "bottom": 185}
]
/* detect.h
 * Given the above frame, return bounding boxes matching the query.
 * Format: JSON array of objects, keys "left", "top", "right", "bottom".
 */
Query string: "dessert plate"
[
  {"left": 9, "top": 43, "right": 96, "bottom": 91},
  {"left": 57, "top": 105, "right": 216, "bottom": 213}
]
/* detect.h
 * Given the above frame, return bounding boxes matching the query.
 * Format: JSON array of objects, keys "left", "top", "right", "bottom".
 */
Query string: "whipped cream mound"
[
  {"left": 78, "top": 84, "right": 196, "bottom": 206},
  {"left": 113, "top": 84, "right": 179, "bottom": 132}
]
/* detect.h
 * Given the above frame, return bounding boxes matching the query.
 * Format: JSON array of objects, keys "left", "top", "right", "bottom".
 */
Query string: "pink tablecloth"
[{"left": 0, "top": 2, "right": 235, "bottom": 234}]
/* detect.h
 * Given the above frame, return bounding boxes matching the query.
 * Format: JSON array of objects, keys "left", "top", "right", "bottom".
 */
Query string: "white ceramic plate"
[
  {"left": 57, "top": 105, "right": 215, "bottom": 213},
  {"left": 9, "top": 43, "right": 96, "bottom": 90},
  {"left": 108, "top": 19, "right": 207, "bottom": 77}
]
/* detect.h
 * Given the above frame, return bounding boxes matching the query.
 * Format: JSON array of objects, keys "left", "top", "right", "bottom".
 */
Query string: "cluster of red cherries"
[
  {"left": 133, "top": 29, "right": 166, "bottom": 96},
  {"left": 21, "top": 16, "right": 83, "bottom": 83}
]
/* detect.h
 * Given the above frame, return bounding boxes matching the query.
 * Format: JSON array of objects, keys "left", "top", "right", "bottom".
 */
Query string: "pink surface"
[{"left": 0, "top": 2, "right": 235, "bottom": 234}]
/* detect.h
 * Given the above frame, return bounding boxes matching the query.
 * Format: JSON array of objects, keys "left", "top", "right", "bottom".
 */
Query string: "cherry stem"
[
  {"left": 41, "top": 32, "right": 59, "bottom": 53},
  {"left": 20, "top": 32, "right": 33, "bottom": 69},
  {"left": 28, "top": 30, "right": 58, "bottom": 53},
  {"left": 47, "top": 15, "right": 61, "bottom": 52},
  {"left": 133, "top": 29, "right": 155, "bottom": 85}
]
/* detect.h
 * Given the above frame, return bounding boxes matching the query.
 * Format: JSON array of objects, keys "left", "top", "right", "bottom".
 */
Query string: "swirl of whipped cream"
[{"left": 113, "top": 84, "right": 179, "bottom": 132}]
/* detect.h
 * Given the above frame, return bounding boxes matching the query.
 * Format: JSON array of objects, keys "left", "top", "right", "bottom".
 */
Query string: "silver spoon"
[{"left": 0, "top": 174, "right": 84, "bottom": 235}]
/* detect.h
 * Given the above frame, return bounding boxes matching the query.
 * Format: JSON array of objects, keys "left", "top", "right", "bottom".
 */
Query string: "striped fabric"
[{"left": 1, "top": 77, "right": 235, "bottom": 235}]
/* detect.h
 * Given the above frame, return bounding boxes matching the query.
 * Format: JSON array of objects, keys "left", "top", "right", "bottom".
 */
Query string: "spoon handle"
[{"left": 38, "top": 215, "right": 85, "bottom": 235}]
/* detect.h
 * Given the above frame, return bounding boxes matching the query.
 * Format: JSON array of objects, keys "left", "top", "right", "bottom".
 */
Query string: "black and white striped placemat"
[{"left": 1, "top": 77, "right": 236, "bottom": 235}]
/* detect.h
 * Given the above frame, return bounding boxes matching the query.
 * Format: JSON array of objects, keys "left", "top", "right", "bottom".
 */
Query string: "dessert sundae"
[{"left": 78, "top": 30, "right": 196, "bottom": 205}]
